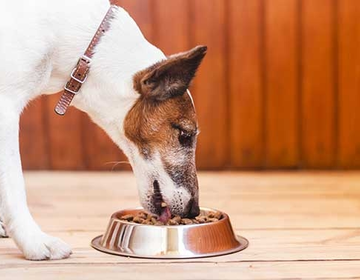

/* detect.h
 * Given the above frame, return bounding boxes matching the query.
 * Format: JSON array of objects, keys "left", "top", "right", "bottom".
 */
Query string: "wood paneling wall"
[{"left": 20, "top": 0, "right": 360, "bottom": 170}]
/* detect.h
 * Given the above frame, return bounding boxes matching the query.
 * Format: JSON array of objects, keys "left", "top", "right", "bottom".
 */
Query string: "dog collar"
[{"left": 54, "top": 6, "right": 116, "bottom": 115}]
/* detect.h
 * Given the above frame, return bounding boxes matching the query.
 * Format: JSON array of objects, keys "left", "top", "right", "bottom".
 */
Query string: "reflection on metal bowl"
[{"left": 91, "top": 207, "right": 248, "bottom": 259}]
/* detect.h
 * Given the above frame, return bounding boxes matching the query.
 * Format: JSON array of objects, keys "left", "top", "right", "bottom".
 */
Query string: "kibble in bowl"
[
  {"left": 91, "top": 207, "right": 248, "bottom": 259},
  {"left": 119, "top": 210, "right": 223, "bottom": 226}
]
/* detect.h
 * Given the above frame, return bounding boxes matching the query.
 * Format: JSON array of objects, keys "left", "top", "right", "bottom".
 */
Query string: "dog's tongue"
[{"left": 159, "top": 206, "right": 171, "bottom": 223}]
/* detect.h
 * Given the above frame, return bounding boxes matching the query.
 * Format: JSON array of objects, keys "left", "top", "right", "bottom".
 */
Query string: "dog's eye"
[{"left": 178, "top": 130, "right": 193, "bottom": 147}]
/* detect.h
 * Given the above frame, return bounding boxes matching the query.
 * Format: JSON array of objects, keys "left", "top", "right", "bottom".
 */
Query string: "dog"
[{"left": 0, "top": 0, "right": 206, "bottom": 260}]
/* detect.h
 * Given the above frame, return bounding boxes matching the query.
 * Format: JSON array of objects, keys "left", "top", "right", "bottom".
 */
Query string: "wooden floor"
[{"left": 1, "top": 172, "right": 360, "bottom": 279}]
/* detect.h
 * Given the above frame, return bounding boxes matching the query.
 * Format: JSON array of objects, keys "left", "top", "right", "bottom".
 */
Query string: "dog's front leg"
[{"left": 0, "top": 101, "right": 72, "bottom": 260}]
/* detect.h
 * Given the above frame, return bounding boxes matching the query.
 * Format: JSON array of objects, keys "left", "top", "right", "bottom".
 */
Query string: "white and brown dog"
[{"left": 0, "top": 0, "right": 206, "bottom": 260}]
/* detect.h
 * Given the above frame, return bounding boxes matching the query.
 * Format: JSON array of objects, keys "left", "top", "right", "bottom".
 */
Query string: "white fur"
[
  {"left": 187, "top": 90, "right": 195, "bottom": 109},
  {"left": 0, "top": 0, "right": 185, "bottom": 260}
]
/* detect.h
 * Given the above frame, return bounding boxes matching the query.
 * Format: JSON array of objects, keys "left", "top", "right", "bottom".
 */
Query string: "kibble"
[
  {"left": 138, "top": 212, "right": 147, "bottom": 220},
  {"left": 195, "top": 215, "right": 207, "bottom": 223},
  {"left": 120, "top": 210, "right": 223, "bottom": 226},
  {"left": 133, "top": 216, "right": 144, "bottom": 223},
  {"left": 121, "top": 214, "right": 134, "bottom": 221},
  {"left": 208, "top": 211, "right": 222, "bottom": 220}
]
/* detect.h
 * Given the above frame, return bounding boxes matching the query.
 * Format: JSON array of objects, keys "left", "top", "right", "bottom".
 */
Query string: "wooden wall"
[{"left": 20, "top": 0, "right": 360, "bottom": 170}]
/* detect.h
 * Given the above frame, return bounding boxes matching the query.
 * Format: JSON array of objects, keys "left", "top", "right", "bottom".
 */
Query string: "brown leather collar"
[{"left": 55, "top": 6, "right": 116, "bottom": 115}]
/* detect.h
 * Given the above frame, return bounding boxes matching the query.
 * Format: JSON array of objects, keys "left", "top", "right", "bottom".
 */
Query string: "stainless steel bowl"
[{"left": 91, "top": 207, "right": 248, "bottom": 259}]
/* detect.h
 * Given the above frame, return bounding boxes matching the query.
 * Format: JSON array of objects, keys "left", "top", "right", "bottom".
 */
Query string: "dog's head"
[{"left": 123, "top": 46, "right": 207, "bottom": 218}]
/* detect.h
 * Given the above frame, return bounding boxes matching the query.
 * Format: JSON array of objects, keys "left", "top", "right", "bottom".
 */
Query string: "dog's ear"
[{"left": 134, "top": 45, "right": 207, "bottom": 101}]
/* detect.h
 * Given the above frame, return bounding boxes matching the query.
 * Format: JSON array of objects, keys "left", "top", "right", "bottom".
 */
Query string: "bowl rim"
[{"left": 110, "top": 207, "right": 229, "bottom": 228}]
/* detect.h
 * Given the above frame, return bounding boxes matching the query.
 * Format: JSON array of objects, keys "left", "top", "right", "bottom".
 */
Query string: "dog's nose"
[{"left": 187, "top": 198, "right": 200, "bottom": 218}]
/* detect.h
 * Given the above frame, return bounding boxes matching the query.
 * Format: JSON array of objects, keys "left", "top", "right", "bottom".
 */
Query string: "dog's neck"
[{"left": 63, "top": 5, "right": 166, "bottom": 145}]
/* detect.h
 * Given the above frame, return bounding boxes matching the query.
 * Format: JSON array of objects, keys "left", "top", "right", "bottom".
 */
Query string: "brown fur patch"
[
  {"left": 124, "top": 93, "right": 197, "bottom": 159},
  {"left": 124, "top": 92, "right": 199, "bottom": 201}
]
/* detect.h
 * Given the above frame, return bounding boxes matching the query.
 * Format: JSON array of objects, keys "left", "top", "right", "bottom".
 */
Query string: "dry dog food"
[{"left": 120, "top": 211, "right": 223, "bottom": 226}]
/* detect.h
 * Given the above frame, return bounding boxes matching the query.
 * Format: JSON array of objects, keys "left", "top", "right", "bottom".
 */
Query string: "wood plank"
[
  {"left": 2, "top": 261, "right": 360, "bottom": 280},
  {"left": 264, "top": 0, "right": 299, "bottom": 168},
  {"left": 45, "top": 95, "right": 85, "bottom": 170},
  {"left": 19, "top": 98, "right": 49, "bottom": 170},
  {"left": 338, "top": 0, "right": 360, "bottom": 168},
  {"left": 301, "top": 0, "right": 337, "bottom": 168},
  {"left": 21, "top": 172, "right": 360, "bottom": 230},
  {"left": 229, "top": 0, "right": 264, "bottom": 168},
  {"left": 3, "top": 229, "right": 360, "bottom": 264},
  {"left": 152, "top": 0, "right": 190, "bottom": 54},
  {"left": 189, "top": 0, "right": 227, "bottom": 169}
]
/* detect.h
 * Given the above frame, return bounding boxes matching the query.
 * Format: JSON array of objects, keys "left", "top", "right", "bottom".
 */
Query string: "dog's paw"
[
  {"left": 0, "top": 220, "right": 8, "bottom": 238},
  {"left": 19, "top": 233, "right": 72, "bottom": 261}
]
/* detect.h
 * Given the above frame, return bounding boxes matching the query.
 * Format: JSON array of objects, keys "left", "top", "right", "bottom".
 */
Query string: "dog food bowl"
[{"left": 91, "top": 207, "right": 248, "bottom": 259}]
